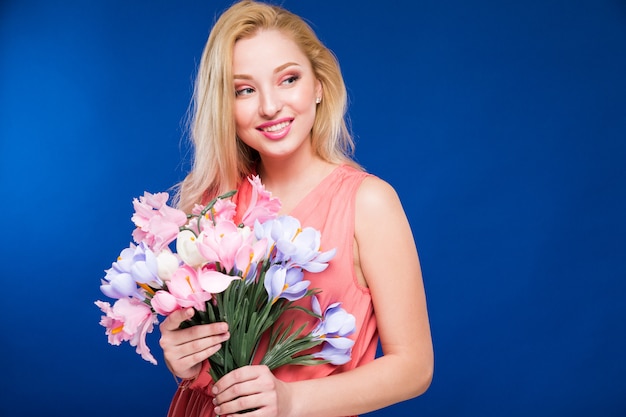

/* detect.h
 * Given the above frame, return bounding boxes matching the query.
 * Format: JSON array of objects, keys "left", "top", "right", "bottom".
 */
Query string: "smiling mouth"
[{"left": 260, "top": 120, "right": 290, "bottom": 132}]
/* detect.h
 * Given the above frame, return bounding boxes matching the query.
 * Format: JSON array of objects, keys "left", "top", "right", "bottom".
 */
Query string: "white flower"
[
  {"left": 155, "top": 249, "right": 181, "bottom": 281},
  {"left": 176, "top": 229, "right": 206, "bottom": 267}
]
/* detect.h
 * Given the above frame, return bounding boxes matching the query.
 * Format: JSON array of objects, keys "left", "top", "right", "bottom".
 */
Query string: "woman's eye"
[
  {"left": 282, "top": 75, "right": 300, "bottom": 85},
  {"left": 235, "top": 87, "right": 254, "bottom": 97}
]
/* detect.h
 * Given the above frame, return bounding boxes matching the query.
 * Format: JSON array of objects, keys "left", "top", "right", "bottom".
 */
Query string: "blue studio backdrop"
[{"left": 1, "top": 1, "right": 625, "bottom": 416}]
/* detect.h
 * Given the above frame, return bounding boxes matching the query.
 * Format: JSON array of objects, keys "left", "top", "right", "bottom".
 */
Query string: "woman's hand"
[
  {"left": 159, "top": 308, "right": 230, "bottom": 380},
  {"left": 212, "top": 365, "right": 292, "bottom": 417}
]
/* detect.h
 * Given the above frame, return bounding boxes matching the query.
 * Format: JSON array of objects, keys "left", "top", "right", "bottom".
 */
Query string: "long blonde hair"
[{"left": 175, "top": 0, "right": 360, "bottom": 212}]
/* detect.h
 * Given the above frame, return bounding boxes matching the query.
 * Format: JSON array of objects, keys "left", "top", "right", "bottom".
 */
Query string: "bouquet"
[{"left": 95, "top": 175, "right": 356, "bottom": 381}]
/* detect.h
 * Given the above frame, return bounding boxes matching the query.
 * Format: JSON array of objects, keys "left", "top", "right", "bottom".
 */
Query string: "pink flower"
[
  {"left": 189, "top": 198, "right": 236, "bottom": 232},
  {"left": 197, "top": 220, "right": 249, "bottom": 273},
  {"left": 95, "top": 298, "right": 158, "bottom": 365},
  {"left": 197, "top": 267, "right": 240, "bottom": 294},
  {"left": 240, "top": 175, "right": 281, "bottom": 227},
  {"left": 212, "top": 198, "right": 237, "bottom": 222},
  {"left": 234, "top": 237, "right": 268, "bottom": 280},
  {"left": 150, "top": 265, "right": 212, "bottom": 315},
  {"left": 131, "top": 192, "right": 188, "bottom": 252}
]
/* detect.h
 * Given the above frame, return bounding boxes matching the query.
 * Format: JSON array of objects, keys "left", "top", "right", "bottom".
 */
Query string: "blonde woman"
[{"left": 159, "top": 2, "right": 433, "bottom": 416}]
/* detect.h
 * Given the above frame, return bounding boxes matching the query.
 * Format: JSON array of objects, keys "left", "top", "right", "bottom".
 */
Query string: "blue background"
[{"left": 1, "top": 1, "right": 625, "bottom": 416}]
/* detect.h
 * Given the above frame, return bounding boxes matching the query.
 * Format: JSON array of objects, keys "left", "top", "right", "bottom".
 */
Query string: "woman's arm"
[
  {"left": 213, "top": 176, "right": 433, "bottom": 417},
  {"left": 289, "top": 176, "right": 433, "bottom": 416}
]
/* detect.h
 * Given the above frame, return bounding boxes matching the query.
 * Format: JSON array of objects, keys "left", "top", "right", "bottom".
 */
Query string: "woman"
[{"left": 159, "top": 2, "right": 433, "bottom": 416}]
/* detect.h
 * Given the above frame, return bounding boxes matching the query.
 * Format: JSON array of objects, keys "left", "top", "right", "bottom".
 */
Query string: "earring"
[{"left": 315, "top": 97, "right": 321, "bottom": 104}]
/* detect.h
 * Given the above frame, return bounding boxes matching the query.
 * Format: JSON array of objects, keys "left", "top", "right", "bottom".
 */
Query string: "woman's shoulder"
[
  {"left": 355, "top": 174, "right": 402, "bottom": 212},
  {"left": 352, "top": 173, "right": 409, "bottom": 244}
]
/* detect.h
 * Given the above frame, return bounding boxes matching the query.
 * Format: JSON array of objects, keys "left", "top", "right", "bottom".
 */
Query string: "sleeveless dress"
[{"left": 167, "top": 165, "right": 378, "bottom": 417}]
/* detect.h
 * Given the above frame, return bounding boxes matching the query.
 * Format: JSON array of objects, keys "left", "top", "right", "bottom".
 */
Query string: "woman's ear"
[{"left": 315, "top": 80, "right": 323, "bottom": 103}]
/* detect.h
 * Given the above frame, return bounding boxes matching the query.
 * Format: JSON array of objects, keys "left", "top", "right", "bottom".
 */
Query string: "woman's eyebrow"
[
  {"left": 274, "top": 62, "right": 300, "bottom": 73},
  {"left": 234, "top": 62, "right": 302, "bottom": 80}
]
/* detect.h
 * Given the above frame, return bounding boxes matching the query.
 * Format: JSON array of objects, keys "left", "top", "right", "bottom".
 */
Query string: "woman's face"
[{"left": 232, "top": 29, "right": 322, "bottom": 163}]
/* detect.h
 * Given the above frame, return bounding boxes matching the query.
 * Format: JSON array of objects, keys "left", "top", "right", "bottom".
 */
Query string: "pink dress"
[{"left": 167, "top": 165, "right": 378, "bottom": 417}]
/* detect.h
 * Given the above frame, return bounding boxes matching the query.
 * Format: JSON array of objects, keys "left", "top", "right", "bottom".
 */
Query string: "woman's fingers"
[
  {"left": 213, "top": 365, "right": 282, "bottom": 416},
  {"left": 159, "top": 308, "right": 194, "bottom": 332},
  {"left": 158, "top": 309, "right": 230, "bottom": 379}
]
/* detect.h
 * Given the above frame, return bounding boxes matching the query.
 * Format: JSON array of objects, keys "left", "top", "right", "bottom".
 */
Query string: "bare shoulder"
[
  {"left": 353, "top": 174, "right": 414, "bottom": 253},
  {"left": 355, "top": 175, "right": 405, "bottom": 216}
]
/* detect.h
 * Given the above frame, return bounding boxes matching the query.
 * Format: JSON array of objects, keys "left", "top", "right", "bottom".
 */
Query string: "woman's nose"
[{"left": 259, "top": 89, "right": 282, "bottom": 118}]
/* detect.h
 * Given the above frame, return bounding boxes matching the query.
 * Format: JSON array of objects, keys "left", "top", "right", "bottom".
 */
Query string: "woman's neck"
[{"left": 257, "top": 155, "right": 338, "bottom": 214}]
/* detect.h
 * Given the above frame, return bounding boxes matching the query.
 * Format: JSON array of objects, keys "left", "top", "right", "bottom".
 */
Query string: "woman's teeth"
[{"left": 263, "top": 121, "right": 290, "bottom": 132}]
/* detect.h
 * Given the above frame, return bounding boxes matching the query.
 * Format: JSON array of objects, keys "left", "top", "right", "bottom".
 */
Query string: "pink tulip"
[{"left": 149, "top": 290, "right": 180, "bottom": 315}]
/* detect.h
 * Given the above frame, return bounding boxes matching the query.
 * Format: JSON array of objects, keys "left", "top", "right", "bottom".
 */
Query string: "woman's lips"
[{"left": 256, "top": 118, "right": 293, "bottom": 140}]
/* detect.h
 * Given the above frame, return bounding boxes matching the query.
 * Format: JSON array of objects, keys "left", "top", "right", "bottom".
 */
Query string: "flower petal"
[{"left": 197, "top": 270, "right": 238, "bottom": 294}]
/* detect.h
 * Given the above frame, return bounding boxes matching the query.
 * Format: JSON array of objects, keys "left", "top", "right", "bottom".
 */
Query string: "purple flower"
[
  {"left": 128, "top": 242, "right": 162, "bottom": 287},
  {"left": 264, "top": 264, "right": 310, "bottom": 303},
  {"left": 253, "top": 217, "right": 293, "bottom": 262},
  {"left": 101, "top": 245, "right": 141, "bottom": 300},
  {"left": 278, "top": 227, "right": 336, "bottom": 273},
  {"left": 310, "top": 296, "right": 356, "bottom": 365},
  {"left": 255, "top": 216, "right": 335, "bottom": 272},
  {"left": 100, "top": 242, "right": 162, "bottom": 300},
  {"left": 312, "top": 344, "right": 353, "bottom": 366}
]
